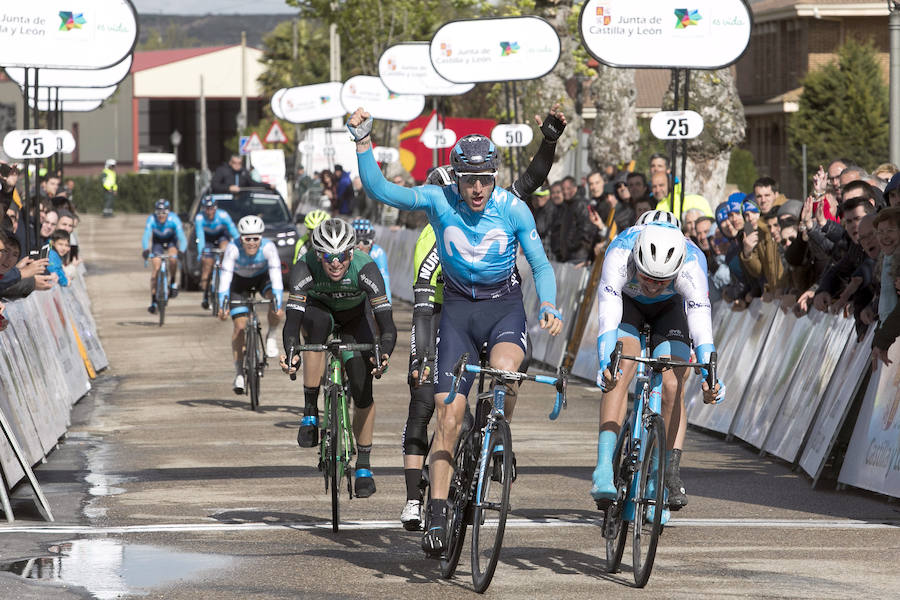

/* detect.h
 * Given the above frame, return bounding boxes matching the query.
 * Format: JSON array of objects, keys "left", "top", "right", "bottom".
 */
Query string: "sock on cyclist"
[
  {"left": 591, "top": 430, "right": 618, "bottom": 499},
  {"left": 234, "top": 360, "right": 242, "bottom": 375},
  {"left": 356, "top": 444, "right": 372, "bottom": 471},
  {"left": 405, "top": 468, "right": 422, "bottom": 501},
  {"left": 428, "top": 499, "right": 448, "bottom": 526},
  {"left": 667, "top": 448, "right": 682, "bottom": 478},
  {"left": 303, "top": 386, "right": 319, "bottom": 419},
  {"left": 596, "top": 430, "right": 617, "bottom": 467}
]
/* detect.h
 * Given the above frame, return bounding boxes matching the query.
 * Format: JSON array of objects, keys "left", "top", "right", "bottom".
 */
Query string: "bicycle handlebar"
[
  {"left": 607, "top": 341, "right": 717, "bottom": 391},
  {"left": 444, "top": 353, "right": 568, "bottom": 420}
]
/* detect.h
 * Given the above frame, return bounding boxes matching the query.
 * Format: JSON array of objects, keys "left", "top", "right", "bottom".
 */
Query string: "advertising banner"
[
  {"left": 279, "top": 82, "right": 345, "bottom": 125},
  {"left": 799, "top": 329, "right": 873, "bottom": 483},
  {"left": 270, "top": 88, "right": 287, "bottom": 120},
  {"left": 379, "top": 42, "right": 474, "bottom": 96},
  {"left": 578, "top": 0, "right": 752, "bottom": 70},
  {"left": 340, "top": 76, "right": 425, "bottom": 122},
  {"left": 837, "top": 340, "right": 900, "bottom": 498},
  {"left": 763, "top": 312, "right": 855, "bottom": 462},
  {"left": 430, "top": 16, "right": 561, "bottom": 83},
  {"left": 53, "top": 130, "right": 77, "bottom": 154},
  {"left": 0, "top": 1, "right": 139, "bottom": 69},
  {"left": 3, "top": 54, "right": 132, "bottom": 88},
  {"left": 730, "top": 310, "right": 817, "bottom": 449}
]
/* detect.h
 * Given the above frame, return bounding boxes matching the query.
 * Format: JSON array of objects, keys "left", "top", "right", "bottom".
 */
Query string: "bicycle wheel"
[
  {"left": 632, "top": 414, "right": 666, "bottom": 588},
  {"left": 440, "top": 431, "right": 472, "bottom": 579},
  {"left": 155, "top": 267, "right": 167, "bottom": 327},
  {"left": 471, "top": 419, "right": 512, "bottom": 593},
  {"left": 209, "top": 265, "right": 219, "bottom": 316},
  {"left": 246, "top": 321, "right": 260, "bottom": 411},
  {"left": 328, "top": 385, "right": 341, "bottom": 532},
  {"left": 604, "top": 425, "right": 632, "bottom": 573}
]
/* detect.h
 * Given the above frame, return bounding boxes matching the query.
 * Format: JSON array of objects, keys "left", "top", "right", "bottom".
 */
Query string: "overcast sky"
[{"left": 133, "top": 0, "right": 297, "bottom": 14}]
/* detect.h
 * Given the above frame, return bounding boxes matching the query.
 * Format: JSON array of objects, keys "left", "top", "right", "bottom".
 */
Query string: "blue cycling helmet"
[
  {"left": 449, "top": 134, "right": 500, "bottom": 175},
  {"left": 201, "top": 197, "right": 216, "bottom": 208},
  {"left": 154, "top": 199, "right": 170, "bottom": 212},
  {"left": 352, "top": 218, "right": 375, "bottom": 241}
]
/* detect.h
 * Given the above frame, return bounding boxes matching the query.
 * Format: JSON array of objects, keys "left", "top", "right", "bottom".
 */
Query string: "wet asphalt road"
[{"left": 1, "top": 214, "right": 899, "bottom": 599}]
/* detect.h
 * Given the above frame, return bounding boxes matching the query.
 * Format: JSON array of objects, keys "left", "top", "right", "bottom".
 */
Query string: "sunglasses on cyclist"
[
  {"left": 357, "top": 239, "right": 373, "bottom": 247},
  {"left": 241, "top": 235, "right": 261, "bottom": 243},
  {"left": 318, "top": 250, "right": 350, "bottom": 263},
  {"left": 457, "top": 173, "right": 496, "bottom": 186},
  {"left": 637, "top": 272, "right": 674, "bottom": 285}
]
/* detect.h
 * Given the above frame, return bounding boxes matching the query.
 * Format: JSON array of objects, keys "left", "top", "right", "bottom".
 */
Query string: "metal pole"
[
  {"left": 890, "top": 6, "right": 900, "bottom": 165},
  {"left": 22, "top": 69, "right": 32, "bottom": 254},
  {"left": 200, "top": 75, "right": 208, "bottom": 175},
  {"left": 503, "top": 82, "right": 516, "bottom": 182},
  {"left": 432, "top": 97, "right": 439, "bottom": 169},
  {"left": 680, "top": 70, "right": 689, "bottom": 221},
  {"left": 32, "top": 69, "right": 42, "bottom": 250},
  {"left": 511, "top": 80, "right": 525, "bottom": 180},
  {"left": 240, "top": 31, "right": 248, "bottom": 137},
  {"left": 669, "top": 69, "right": 679, "bottom": 209},
  {"left": 59, "top": 96, "right": 65, "bottom": 179},
  {"left": 329, "top": 23, "right": 342, "bottom": 130},
  {"left": 802, "top": 143, "right": 808, "bottom": 200}
]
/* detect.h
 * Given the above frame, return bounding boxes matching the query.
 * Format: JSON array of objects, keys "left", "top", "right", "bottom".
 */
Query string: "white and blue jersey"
[
  {"left": 357, "top": 148, "right": 556, "bottom": 306},
  {"left": 142, "top": 213, "right": 187, "bottom": 253},
  {"left": 217, "top": 238, "right": 284, "bottom": 310},
  {"left": 369, "top": 243, "right": 391, "bottom": 303},
  {"left": 195, "top": 209, "right": 239, "bottom": 254},
  {"left": 595, "top": 223, "right": 714, "bottom": 372}
]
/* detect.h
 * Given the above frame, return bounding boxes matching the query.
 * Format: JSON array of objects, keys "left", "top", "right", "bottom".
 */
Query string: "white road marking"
[{"left": 0, "top": 517, "right": 897, "bottom": 535}]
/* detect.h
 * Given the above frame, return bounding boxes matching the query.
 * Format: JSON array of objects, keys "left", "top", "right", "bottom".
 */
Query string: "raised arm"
[{"left": 509, "top": 105, "right": 566, "bottom": 199}]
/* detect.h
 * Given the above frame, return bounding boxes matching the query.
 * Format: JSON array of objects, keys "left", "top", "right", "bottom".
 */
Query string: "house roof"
[
  {"left": 132, "top": 47, "right": 232, "bottom": 73},
  {"left": 751, "top": 1, "right": 889, "bottom": 23}
]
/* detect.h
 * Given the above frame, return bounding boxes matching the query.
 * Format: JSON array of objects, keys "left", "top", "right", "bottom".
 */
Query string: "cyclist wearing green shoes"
[{"left": 281, "top": 218, "right": 396, "bottom": 498}]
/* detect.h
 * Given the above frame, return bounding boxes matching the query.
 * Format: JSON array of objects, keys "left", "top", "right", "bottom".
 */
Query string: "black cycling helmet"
[{"left": 449, "top": 135, "right": 500, "bottom": 175}]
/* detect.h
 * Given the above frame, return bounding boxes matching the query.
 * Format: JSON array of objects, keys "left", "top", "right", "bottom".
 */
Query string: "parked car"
[{"left": 181, "top": 187, "right": 299, "bottom": 290}]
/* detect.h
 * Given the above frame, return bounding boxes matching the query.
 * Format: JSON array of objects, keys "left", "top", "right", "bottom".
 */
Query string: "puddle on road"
[{"left": 1, "top": 538, "right": 231, "bottom": 599}]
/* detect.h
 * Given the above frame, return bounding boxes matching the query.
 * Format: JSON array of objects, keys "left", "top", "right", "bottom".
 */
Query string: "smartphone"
[
  {"left": 743, "top": 221, "right": 755, "bottom": 234},
  {"left": 39, "top": 246, "right": 50, "bottom": 261}
]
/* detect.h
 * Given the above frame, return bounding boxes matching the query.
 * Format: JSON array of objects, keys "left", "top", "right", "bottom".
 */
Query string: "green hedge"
[{"left": 67, "top": 170, "right": 198, "bottom": 214}]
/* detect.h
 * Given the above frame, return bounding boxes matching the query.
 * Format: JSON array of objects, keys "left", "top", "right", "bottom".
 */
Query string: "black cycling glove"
[{"left": 540, "top": 111, "right": 566, "bottom": 142}]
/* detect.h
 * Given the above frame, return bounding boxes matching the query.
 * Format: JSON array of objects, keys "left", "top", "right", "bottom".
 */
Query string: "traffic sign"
[
  {"left": 53, "top": 130, "right": 77, "bottom": 154},
  {"left": 240, "top": 133, "right": 265, "bottom": 155},
  {"left": 265, "top": 121, "right": 288, "bottom": 144},
  {"left": 239, "top": 136, "right": 250, "bottom": 155},
  {"left": 491, "top": 124, "right": 533, "bottom": 148},
  {"left": 3, "top": 130, "right": 58, "bottom": 159},
  {"left": 650, "top": 110, "right": 704, "bottom": 140},
  {"left": 420, "top": 129, "right": 457, "bottom": 150}
]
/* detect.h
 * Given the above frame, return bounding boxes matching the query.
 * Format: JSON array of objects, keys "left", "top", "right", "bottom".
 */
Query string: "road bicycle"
[
  {"left": 601, "top": 330, "right": 716, "bottom": 587},
  {"left": 146, "top": 253, "right": 173, "bottom": 327},
  {"left": 288, "top": 332, "right": 381, "bottom": 533},
  {"left": 437, "top": 353, "right": 568, "bottom": 593},
  {"left": 205, "top": 248, "right": 225, "bottom": 317},
  {"left": 230, "top": 296, "right": 270, "bottom": 411}
]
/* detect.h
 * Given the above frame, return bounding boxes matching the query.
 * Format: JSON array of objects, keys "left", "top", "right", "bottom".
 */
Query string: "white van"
[{"left": 137, "top": 152, "right": 177, "bottom": 172}]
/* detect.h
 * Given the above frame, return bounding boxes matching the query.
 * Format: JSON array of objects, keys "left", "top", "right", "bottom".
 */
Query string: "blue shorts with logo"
[
  {"left": 434, "top": 289, "right": 527, "bottom": 397},
  {"left": 151, "top": 238, "right": 177, "bottom": 255}
]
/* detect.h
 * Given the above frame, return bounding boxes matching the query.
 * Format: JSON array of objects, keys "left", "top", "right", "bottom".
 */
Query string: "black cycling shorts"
[
  {"left": 229, "top": 272, "right": 272, "bottom": 318},
  {"left": 619, "top": 295, "right": 691, "bottom": 360}
]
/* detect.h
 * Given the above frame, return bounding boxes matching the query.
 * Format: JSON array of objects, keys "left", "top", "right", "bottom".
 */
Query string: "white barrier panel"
[
  {"left": 799, "top": 328, "right": 873, "bottom": 483},
  {"left": 731, "top": 309, "right": 817, "bottom": 448},
  {"left": 683, "top": 303, "right": 733, "bottom": 415},
  {"left": 837, "top": 340, "right": 900, "bottom": 498},
  {"left": 763, "top": 311, "right": 856, "bottom": 462}
]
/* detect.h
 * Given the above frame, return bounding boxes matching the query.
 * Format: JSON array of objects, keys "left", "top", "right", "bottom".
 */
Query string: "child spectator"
[
  {"left": 47, "top": 229, "right": 70, "bottom": 287},
  {"left": 874, "top": 207, "right": 900, "bottom": 321}
]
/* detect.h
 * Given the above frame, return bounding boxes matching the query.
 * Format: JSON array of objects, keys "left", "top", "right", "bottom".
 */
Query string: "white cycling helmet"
[
  {"left": 636, "top": 209, "right": 681, "bottom": 229},
  {"left": 632, "top": 224, "right": 687, "bottom": 280},
  {"left": 312, "top": 218, "right": 356, "bottom": 254},
  {"left": 238, "top": 215, "right": 265, "bottom": 235}
]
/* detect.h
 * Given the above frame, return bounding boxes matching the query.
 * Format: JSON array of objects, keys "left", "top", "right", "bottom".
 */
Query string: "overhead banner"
[
  {"left": 4, "top": 54, "right": 132, "bottom": 89},
  {"left": 278, "top": 82, "right": 345, "bottom": 124},
  {"left": 430, "top": 16, "right": 561, "bottom": 83},
  {"left": 271, "top": 88, "right": 288, "bottom": 120},
  {"left": 379, "top": 42, "right": 474, "bottom": 96},
  {"left": 0, "top": 1, "right": 139, "bottom": 69},
  {"left": 340, "top": 76, "right": 425, "bottom": 122},
  {"left": 578, "top": 0, "right": 752, "bottom": 69}
]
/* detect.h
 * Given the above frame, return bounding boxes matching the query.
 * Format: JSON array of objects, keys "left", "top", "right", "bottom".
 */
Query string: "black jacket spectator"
[
  {"left": 211, "top": 159, "right": 255, "bottom": 193},
  {"left": 551, "top": 194, "right": 592, "bottom": 263}
]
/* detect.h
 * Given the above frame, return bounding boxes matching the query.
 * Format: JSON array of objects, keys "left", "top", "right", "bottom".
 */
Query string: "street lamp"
[
  {"left": 170, "top": 129, "right": 182, "bottom": 213},
  {"left": 889, "top": 1, "right": 900, "bottom": 164}
]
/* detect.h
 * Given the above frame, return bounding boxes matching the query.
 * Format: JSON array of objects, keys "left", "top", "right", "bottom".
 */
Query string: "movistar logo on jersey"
[{"left": 443, "top": 226, "right": 508, "bottom": 262}]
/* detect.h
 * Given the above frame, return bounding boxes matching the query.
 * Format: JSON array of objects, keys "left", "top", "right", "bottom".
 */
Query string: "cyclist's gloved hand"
[
  {"left": 539, "top": 304, "right": 562, "bottom": 322},
  {"left": 696, "top": 343, "right": 725, "bottom": 404},
  {"left": 540, "top": 110, "right": 566, "bottom": 142},
  {"left": 142, "top": 249, "right": 150, "bottom": 260},
  {"left": 347, "top": 115, "right": 374, "bottom": 142},
  {"left": 696, "top": 343, "right": 716, "bottom": 381}
]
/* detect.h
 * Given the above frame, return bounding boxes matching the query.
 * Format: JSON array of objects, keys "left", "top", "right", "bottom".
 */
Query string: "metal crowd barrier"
[{"left": 0, "top": 264, "right": 108, "bottom": 520}]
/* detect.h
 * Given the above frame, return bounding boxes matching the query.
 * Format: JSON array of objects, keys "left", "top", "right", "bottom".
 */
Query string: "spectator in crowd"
[
  {"left": 319, "top": 170, "right": 337, "bottom": 212},
  {"left": 39, "top": 210, "right": 59, "bottom": 246},
  {"left": 56, "top": 209, "right": 79, "bottom": 265},
  {"left": 529, "top": 186, "right": 555, "bottom": 254},
  {"left": 682, "top": 208, "right": 704, "bottom": 239},
  {"left": 649, "top": 153, "right": 681, "bottom": 199},
  {"left": 102, "top": 159, "right": 117, "bottom": 217},
  {"left": 40, "top": 174, "right": 61, "bottom": 203},
  {"left": 872, "top": 249, "right": 900, "bottom": 366},
  {"left": 46, "top": 229, "right": 70, "bottom": 287},
  {"left": 874, "top": 207, "right": 900, "bottom": 321},
  {"left": 4, "top": 202, "right": 27, "bottom": 255},
  {"left": 884, "top": 173, "right": 900, "bottom": 208},
  {"left": 63, "top": 178, "right": 76, "bottom": 205},
  {"left": 333, "top": 164, "right": 355, "bottom": 215},
  {"left": 294, "top": 165, "right": 312, "bottom": 201},
  {"left": 633, "top": 196, "right": 653, "bottom": 220},
  {"left": 873, "top": 163, "right": 898, "bottom": 187},
  {"left": 1, "top": 163, "right": 22, "bottom": 211},
  {"left": 753, "top": 177, "right": 780, "bottom": 214},
  {"left": 626, "top": 172, "right": 652, "bottom": 208},
  {"left": 650, "top": 171, "right": 713, "bottom": 218},
  {"left": 826, "top": 158, "right": 851, "bottom": 203},
  {"left": 550, "top": 176, "right": 592, "bottom": 265},
  {"left": 0, "top": 229, "right": 54, "bottom": 298},
  {"left": 211, "top": 154, "right": 254, "bottom": 193}
]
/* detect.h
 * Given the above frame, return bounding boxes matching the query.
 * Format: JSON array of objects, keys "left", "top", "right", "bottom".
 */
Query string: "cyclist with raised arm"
[
  {"left": 280, "top": 218, "right": 396, "bottom": 498},
  {"left": 195, "top": 196, "right": 240, "bottom": 309},
  {"left": 591, "top": 211, "right": 724, "bottom": 523},
  {"left": 292, "top": 209, "right": 330, "bottom": 264},
  {"left": 351, "top": 218, "right": 391, "bottom": 303},
  {"left": 217, "top": 215, "right": 285, "bottom": 393},
  {"left": 347, "top": 106, "right": 564, "bottom": 555},
  {"left": 141, "top": 199, "right": 187, "bottom": 314},
  {"left": 400, "top": 104, "right": 566, "bottom": 531}
]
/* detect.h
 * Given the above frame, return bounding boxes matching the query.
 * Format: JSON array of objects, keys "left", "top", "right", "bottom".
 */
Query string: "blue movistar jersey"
[
  {"left": 217, "top": 238, "right": 284, "bottom": 310},
  {"left": 358, "top": 148, "right": 556, "bottom": 305},
  {"left": 195, "top": 209, "right": 239, "bottom": 253},
  {"left": 595, "top": 223, "right": 715, "bottom": 373},
  {"left": 142, "top": 213, "right": 187, "bottom": 253},
  {"left": 369, "top": 242, "right": 392, "bottom": 303}
]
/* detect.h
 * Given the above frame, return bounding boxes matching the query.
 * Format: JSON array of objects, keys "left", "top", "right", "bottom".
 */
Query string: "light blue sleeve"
[
  {"left": 357, "top": 148, "right": 422, "bottom": 211},
  {"left": 223, "top": 210, "right": 240, "bottom": 240},
  {"left": 510, "top": 197, "right": 556, "bottom": 307},
  {"left": 173, "top": 215, "right": 188, "bottom": 253},
  {"left": 194, "top": 213, "right": 206, "bottom": 254},
  {"left": 141, "top": 216, "right": 154, "bottom": 250},
  {"left": 48, "top": 250, "right": 68, "bottom": 286},
  {"left": 372, "top": 245, "right": 391, "bottom": 303}
]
